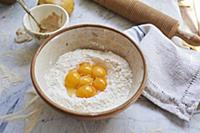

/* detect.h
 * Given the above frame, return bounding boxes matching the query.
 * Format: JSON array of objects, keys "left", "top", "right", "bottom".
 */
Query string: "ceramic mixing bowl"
[{"left": 31, "top": 24, "right": 147, "bottom": 119}]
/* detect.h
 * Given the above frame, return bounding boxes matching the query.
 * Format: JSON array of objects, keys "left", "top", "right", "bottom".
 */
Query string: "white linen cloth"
[
  {"left": 122, "top": 0, "right": 200, "bottom": 121},
  {"left": 124, "top": 24, "right": 200, "bottom": 121}
]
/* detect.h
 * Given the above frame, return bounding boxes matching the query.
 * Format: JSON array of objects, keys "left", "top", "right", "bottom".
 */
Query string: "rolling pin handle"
[{"left": 176, "top": 28, "right": 200, "bottom": 47}]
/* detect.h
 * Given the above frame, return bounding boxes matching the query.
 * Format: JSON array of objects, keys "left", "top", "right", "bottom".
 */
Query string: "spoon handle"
[{"left": 17, "top": 0, "right": 41, "bottom": 28}]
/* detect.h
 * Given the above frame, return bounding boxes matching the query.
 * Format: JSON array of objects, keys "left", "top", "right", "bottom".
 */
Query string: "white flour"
[
  {"left": 0, "top": 64, "right": 22, "bottom": 95},
  {"left": 44, "top": 49, "right": 133, "bottom": 113}
]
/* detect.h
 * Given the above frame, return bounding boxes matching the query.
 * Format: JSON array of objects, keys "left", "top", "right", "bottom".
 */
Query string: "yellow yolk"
[
  {"left": 64, "top": 70, "right": 80, "bottom": 89},
  {"left": 78, "top": 76, "right": 93, "bottom": 87},
  {"left": 92, "top": 77, "right": 107, "bottom": 91},
  {"left": 78, "top": 62, "right": 92, "bottom": 76},
  {"left": 65, "top": 62, "right": 107, "bottom": 98},
  {"left": 76, "top": 85, "right": 96, "bottom": 98},
  {"left": 92, "top": 65, "right": 106, "bottom": 78}
]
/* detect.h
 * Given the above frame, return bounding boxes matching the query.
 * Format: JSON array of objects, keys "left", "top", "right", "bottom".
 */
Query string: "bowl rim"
[
  {"left": 31, "top": 24, "right": 147, "bottom": 119},
  {"left": 23, "top": 4, "right": 69, "bottom": 36}
]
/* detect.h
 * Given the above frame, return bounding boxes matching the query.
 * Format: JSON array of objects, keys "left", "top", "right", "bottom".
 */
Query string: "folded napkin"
[{"left": 125, "top": 24, "right": 200, "bottom": 121}]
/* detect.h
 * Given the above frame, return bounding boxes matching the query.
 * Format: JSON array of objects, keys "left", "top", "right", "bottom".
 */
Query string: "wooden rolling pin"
[{"left": 93, "top": 0, "right": 200, "bottom": 47}]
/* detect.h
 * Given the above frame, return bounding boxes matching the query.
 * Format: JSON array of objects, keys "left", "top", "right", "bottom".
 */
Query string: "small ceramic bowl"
[
  {"left": 23, "top": 4, "right": 69, "bottom": 42},
  {"left": 31, "top": 24, "right": 147, "bottom": 119}
]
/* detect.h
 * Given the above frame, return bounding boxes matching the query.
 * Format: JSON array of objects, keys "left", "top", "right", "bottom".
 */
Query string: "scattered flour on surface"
[
  {"left": 0, "top": 64, "right": 22, "bottom": 94},
  {"left": 44, "top": 49, "right": 133, "bottom": 113}
]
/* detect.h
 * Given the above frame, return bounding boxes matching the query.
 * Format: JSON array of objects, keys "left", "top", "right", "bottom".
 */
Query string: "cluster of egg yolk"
[{"left": 64, "top": 62, "right": 107, "bottom": 98}]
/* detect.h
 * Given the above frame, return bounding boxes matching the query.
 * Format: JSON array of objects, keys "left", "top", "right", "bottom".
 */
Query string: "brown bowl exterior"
[{"left": 31, "top": 24, "right": 147, "bottom": 120}]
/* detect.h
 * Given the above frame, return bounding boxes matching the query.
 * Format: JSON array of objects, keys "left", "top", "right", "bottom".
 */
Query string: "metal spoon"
[{"left": 17, "top": 0, "right": 46, "bottom": 31}]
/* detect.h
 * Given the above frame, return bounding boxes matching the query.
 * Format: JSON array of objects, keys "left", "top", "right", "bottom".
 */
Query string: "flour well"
[{"left": 44, "top": 49, "right": 133, "bottom": 113}]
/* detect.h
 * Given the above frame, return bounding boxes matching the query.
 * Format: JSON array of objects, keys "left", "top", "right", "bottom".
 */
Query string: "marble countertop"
[{"left": 0, "top": 0, "right": 200, "bottom": 133}]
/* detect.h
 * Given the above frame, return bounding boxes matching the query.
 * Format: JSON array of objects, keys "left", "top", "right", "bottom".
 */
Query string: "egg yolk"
[
  {"left": 78, "top": 62, "right": 92, "bottom": 76},
  {"left": 78, "top": 76, "right": 93, "bottom": 87},
  {"left": 64, "top": 70, "right": 80, "bottom": 89},
  {"left": 76, "top": 85, "right": 96, "bottom": 98},
  {"left": 65, "top": 62, "right": 108, "bottom": 98},
  {"left": 92, "top": 65, "right": 106, "bottom": 78},
  {"left": 93, "top": 77, "right": 107, "bottom": 91}
]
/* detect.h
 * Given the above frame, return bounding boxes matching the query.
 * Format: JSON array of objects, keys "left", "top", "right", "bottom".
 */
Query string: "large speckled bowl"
[{"left": 31, "top": 24, "right": 147, "bottom": 119}]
